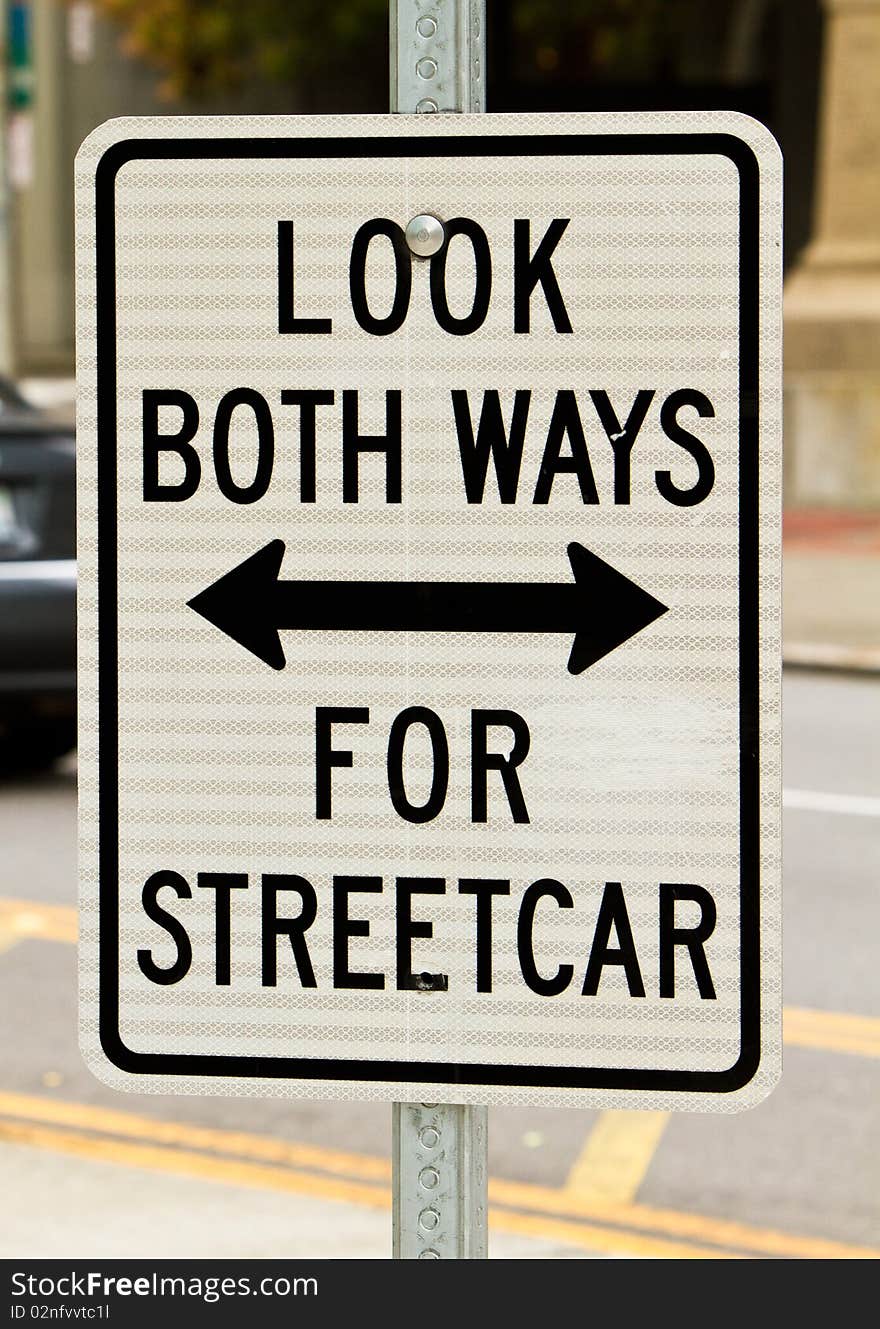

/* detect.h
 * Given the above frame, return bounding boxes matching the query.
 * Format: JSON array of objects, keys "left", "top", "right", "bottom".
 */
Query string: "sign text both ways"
[{"left": 134, "top": 209, "right": 723, "bottom": 1011}]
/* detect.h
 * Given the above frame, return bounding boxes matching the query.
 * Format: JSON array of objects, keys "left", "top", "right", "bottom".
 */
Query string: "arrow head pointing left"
[{"left": 187, "top": 538, "right": 288, "bottom": 670}]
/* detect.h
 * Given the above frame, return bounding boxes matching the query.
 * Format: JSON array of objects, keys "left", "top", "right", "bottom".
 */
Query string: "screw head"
[{"left": 405, "top": 214, "right": 445, "bottom": 258}]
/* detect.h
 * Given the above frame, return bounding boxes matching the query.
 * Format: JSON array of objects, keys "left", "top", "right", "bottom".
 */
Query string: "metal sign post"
[
  {"left": 391, "top": 0, "right": 484, "bottom": 115},
  {"left": 392, "top": 1102, "right": 487, "bottom": 1259},
  {"left": 390, "top": 0, "right": 488, "bottom": 1261},
  {"left": 76, "top": 7, "right": 782, "bottom": 1273}
]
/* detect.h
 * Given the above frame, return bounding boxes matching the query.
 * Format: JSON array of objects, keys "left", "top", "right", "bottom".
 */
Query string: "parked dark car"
[{"left": 0, "top": 381, "right": 76, "bottom": 768}]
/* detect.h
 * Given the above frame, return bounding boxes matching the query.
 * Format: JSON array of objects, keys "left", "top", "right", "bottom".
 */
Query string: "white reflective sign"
[{"left": 77, "top": 112, "right": 782, "bottom": 1109}]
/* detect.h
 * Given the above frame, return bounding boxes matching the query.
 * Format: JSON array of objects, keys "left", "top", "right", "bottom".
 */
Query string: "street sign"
[{"left": 77, "top": 112, "right": 782, "bottom": 1109}]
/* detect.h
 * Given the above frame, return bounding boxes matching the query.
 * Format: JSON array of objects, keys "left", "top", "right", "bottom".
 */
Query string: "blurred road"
[{"left": 0, "top": 669, "right": 877, "bottom": 1258}]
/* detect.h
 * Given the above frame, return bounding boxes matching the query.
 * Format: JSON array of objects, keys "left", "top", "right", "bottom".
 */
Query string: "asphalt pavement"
[{"left": 0, "top": 508, "right": 878, "bottom": 1259}]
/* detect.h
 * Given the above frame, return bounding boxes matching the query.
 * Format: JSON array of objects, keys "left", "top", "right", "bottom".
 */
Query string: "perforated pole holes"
[
  {"left": 392, "top": 1102, "right": 488, "bottom": 1259},
  {"left": 391, "top": 1, "right": 485, "bottom": 115}
]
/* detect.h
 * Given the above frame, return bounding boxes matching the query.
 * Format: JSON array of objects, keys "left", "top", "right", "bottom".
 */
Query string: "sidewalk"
[
  {"left": 0, "top": 1137, "right": 601, "bottom": 1260},
  {"left": 783, "top": 508, "right": 880, "bottom": 672}
]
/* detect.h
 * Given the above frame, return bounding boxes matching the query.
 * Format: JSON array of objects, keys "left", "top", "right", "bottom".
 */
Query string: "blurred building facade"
[
  {"left": 783, "top": 0, "right": 880, "bottom": 507},
  {"left": 0, "top": 0, "right": 301, "bottom": 377},
  {"left": 0, "top": 0, "right": 876, "bottom": 506}
]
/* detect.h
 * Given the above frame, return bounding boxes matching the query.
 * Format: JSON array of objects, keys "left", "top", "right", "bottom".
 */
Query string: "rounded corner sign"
[{"left": 76, "top": 113, "right": 782, "bottom": 1110}]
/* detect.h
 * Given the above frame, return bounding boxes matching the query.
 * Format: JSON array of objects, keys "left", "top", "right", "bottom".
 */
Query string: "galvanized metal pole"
[
  {"left": 390, "top": 0, "right": 488, "bottom": 1261},
  {"left": 392, "top": 1102, "right": 488, "bottom": 1258},
  {"left": 391, "top": 0, "right": 484, "bottom": 114}
]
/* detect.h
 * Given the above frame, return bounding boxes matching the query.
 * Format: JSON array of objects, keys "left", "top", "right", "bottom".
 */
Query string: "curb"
[{"left": 783, "top": 642, "right": 880, "bottom": 676}]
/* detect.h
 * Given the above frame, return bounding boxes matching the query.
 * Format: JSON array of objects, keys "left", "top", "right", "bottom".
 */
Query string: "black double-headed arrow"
[{"left": 187, "top": 539, "right": 668, "bottom": 674}]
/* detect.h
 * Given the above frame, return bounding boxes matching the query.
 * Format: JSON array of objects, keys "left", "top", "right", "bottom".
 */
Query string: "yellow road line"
[
  {"left": 0, "top": 1117, "right": 731, "bottom": 1260},
  {"left": 1, "top": 899, "right": 879, "bottom": 1245},
  {"left": 0, "top": 1089, "right": 391, "bottom": 1184},
  {"left": 485, "top": 1207, "right": 735, "bottom": 1260},
  {"left": 0, "top": 898, "right": 78, "bottom": 946},
  {"left": 565, "top": 1110, "right": 670, "bottom": 1201},
  {"left": 488, "top": 1176, "right": 879, "bottom": 1261},
  {"left": 0, "top": 1117, "right": 390, "bottom": 1212},
  {"left": 0, "top": 1091, "right": 876, "bottom": 1260},
  {"left": 784, "top": 1006, "right": 880, "bottom": 1059},
  {"left": 562, "top": 1005, "right": 880, "bottom": 1209}
]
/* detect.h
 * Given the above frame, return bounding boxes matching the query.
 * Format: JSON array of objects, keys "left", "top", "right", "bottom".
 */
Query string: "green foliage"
[
  {"left": 73, "top": 1, "right": 707, "bottom": 101},
  {"left": 512, "top": 0, "right": 696, "bottom": 81},
  {"left": 82, "top": 0, "right": 387, "bottom": 100}
]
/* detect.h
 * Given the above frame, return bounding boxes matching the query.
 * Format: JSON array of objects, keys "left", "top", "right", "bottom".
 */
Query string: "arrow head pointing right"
[{"left": 566, "top": 542, "right": 668, "bottom": 674}]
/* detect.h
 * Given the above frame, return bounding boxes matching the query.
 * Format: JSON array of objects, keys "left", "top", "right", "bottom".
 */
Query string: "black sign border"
[{"left": 94, "top": 130, "right": 762, "bottom": 1094}]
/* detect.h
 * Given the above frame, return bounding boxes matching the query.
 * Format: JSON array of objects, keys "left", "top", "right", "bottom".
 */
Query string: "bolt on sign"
[{"left": 76, "top": 113, "right": 782, "bottom": 1109}]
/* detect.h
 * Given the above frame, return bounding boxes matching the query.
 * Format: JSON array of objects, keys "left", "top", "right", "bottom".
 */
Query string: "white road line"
[
  {"left": 0, "top": 559, "right": 76, "bottom": 581},
  {"left": 783, "top": 789, "right": 880, "bottom": 817}
]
